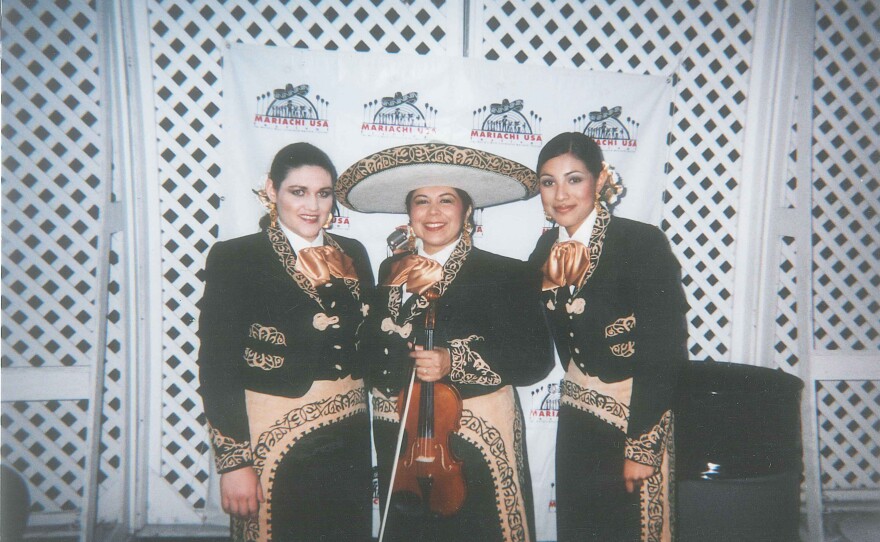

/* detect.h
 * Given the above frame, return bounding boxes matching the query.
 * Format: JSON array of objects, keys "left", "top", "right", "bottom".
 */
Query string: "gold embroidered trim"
[
  {"left": 248, "top": 323, "right": 287, "bottom": 345},
  {"left": 638, "top": 412, "right": 674, "bottom": 542},
  {"left": 605, "top": 314, "right": 636, "bottom": 337},
  {"left": 267, "top": 225, "right": 322, "bottom": 308},
  {"left": 560, "top": 379, "right": 630, "bottom": 432},
  {"left": 243, "top": 347, "right": 284, "bottom": 370},
  {"left": 245, "top": 380, "right": 368, "bottom": 542},
  {"left": 251, "top": 387, "right": 368, "bottom": 465},
  {"left": 386, "top": 236, "right": 471, "bottom": 330},
  {"left": 266, "top": 228, "right": 362, "bottom": 309},
  {"left": 209, "top": 425, "right": 253, "bottom": 472},
  {"left": 610, "top": 341, "right": 635, "bottom": 358},
  {"left": 448, "top": 335, "right": 501, "bottom": 386},
  {"left": 231, "top": 516, "right": 259, "bottom": 542},
  {"left": 458, "top": 409, "right": 529, "bottom": 542},
  {"left": 371, "top": 392, "right": 399, "bottom": 424},
  {"left": 572, "top": 205, "right": 610, "bottom": 294},
  {"left": 335, "top": 143, "right": 538, "bottom": 210},
  {"left": 625, "top": 410, "right": 672, "bottom": 468}
]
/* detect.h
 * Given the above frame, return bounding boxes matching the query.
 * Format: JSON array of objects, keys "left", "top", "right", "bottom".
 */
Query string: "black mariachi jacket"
[
  {"left": 196, "top": 227, "right": 374, "bottom": 473},
  {"left": 528, "top": 210, "right": 688, "bottom": 461},
  {"left": 365, "top": 239, "right": 553, "bottom": 401}
]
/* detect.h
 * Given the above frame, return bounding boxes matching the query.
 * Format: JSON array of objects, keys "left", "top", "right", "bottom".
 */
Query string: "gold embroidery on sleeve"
[
  {"left": 209, "top": 426, "right": 253, "bottom": 472},
  {"left": 624, "top": 410, "right": 672, "bottom": 468}
]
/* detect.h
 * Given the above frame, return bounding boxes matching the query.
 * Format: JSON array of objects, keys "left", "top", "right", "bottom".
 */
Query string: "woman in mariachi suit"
[
  {"left": 336, "top": 143, "right": 554, "bottom": 542},
  {"left": 196, "top": 142, "right": 374, "bottom": 542},
  {"left": 528, "top": 133, "right": 688, "bottom": 542}
]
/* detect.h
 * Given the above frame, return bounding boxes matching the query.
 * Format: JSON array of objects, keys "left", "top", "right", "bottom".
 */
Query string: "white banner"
[{"left": 222, "top": 44, "right": 673, "bottom": 541}]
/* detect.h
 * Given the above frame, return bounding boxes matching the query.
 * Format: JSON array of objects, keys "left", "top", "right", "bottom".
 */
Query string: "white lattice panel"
[
  {"left": 476, "top": 0, "right": 757, "bottom": 361},
  {"left": 811, "top": 0, "right": 880, "bottom": 351},
  {"left": 0, "top": 400, "right": 88, "bottom": 512},
  {"left": 146, "top": 0, "right": 458, "bottom": 508},
  {"left": 1, "top": 0, "right": 123, "bottom": 520},
  {"left": 817, "top": 380, "right": 880, "bottom": 490},
  {"left": 774, "top": 235, "right": 800, "bottom": 372}
]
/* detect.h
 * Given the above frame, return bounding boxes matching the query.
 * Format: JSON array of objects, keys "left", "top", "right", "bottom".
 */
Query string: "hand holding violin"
[{"left": 409, "top": 344, "right": 451, "bottom": 382}]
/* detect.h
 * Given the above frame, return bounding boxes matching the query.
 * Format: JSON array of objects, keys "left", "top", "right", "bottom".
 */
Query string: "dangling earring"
[
  {"left": 544, "top": 211, "right": 553, "bottom": 222},
  {"left": 323, "top": 213, "right": 333, "bottom": 229},
  {"left": 407, "top": 225, "right": 416, "bottom": 252},
  {"left": 269, "top": 201, "right": 278, "bottom": 228}
]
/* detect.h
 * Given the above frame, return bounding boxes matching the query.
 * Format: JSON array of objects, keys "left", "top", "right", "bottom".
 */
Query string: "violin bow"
[
  {"left": 378, "top": 364, "right": 417, "bottom": 542},
  {"left": 378, "top": 289, "right": 439, "bottom": 542}
]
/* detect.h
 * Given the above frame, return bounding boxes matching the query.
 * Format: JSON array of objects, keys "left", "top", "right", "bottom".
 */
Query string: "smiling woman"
[
  {"left": 196, "top": 142, "right": 375, "bottom": 542},
  {"left": 338, "top": 143, "right": 554, "bottom": 542},
  {"left": 530, "top": 132, "right": 687, "bottom": 542}
]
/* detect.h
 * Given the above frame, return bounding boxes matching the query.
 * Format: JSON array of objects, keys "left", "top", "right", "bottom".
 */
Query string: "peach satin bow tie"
[
  {"left": 384, "top": 254, "right": 443, "bottom": 295},
  {"left": 541, "top": 241, "right": 590, "bottom": 291},
  {"left": 295, "top": 246, "right": 357, "bottom": 287}
]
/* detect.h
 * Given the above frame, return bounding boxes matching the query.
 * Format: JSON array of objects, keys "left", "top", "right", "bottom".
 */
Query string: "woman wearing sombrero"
[{"left": 337, "top": 143, "right": 554, "bottom": 542}]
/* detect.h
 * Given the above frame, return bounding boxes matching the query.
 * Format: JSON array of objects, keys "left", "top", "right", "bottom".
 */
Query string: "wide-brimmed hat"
[{"left": 335, "top": 143, "right": 538, "bottom": 213}]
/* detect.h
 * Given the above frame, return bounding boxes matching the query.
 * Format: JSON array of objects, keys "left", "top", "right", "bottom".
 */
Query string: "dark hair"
[
  {"left": 536, "top": 132, "right": 604, "bottom": 178},
  {"left": 260, "top": 142, "right": 338, "bottom": 229},
  {"left": 404, "top": 187, "right": 475, "bottom": 233},
  {"left": 268, "top": 142, "right": 338, "bottom": 189}
]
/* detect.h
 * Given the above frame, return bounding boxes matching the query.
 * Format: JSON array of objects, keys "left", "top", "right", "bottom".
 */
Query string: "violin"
[{"left": 378, "top": 289, "right": 466, "bottom": 541}]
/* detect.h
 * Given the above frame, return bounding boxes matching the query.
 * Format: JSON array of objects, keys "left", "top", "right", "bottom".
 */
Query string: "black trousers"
[
  {"left": 270, "top": 413, "right": 373, "bottom": 542},
  {"left": 556, "top": 405, "right": 641, "bottom": 542}
]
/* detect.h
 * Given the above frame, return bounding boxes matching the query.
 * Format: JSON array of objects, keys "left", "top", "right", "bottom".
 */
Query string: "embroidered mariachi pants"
[
  {"left": 231, "top": 377, "right": 372, "bottom": 542},
  {"left": 372, "top": 386, "right": 535, "bottom": 542},
  {"left": 556, "top": 369, "right": 674, "bottom": 542}
]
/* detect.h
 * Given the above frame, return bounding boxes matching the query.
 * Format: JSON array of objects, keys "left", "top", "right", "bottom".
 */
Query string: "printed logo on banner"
[
  {"left": 574, "top": 105, "right": 639, "bottom": 152},
  {"left": 372, "top": 466, "right": 380, "bottom": 509},
  {"left": 473, "top": 209, "right": 484, "bottom": 238},
  {"left": 253, "top": 83, "right": 330, "bottom": 132},
  {"left": 529, "top": 382, "right": 560, "bottom": 421},
  {"left": 471, "top": 98, "right": 543, "bottom": 146},
  {"left": 361, "top": 91, "right": 437, "bottom": 138},
  {"left": 331, "top": 206, "right": 351, "bottom": 230}
]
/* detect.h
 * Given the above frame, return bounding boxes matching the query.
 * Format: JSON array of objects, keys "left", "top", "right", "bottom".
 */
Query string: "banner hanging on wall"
[{"left": 221, "top": 43, "right": 673, "bottom": 542}]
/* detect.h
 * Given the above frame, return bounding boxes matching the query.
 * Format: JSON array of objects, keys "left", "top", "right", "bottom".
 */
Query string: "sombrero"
[{"left": 335, "top": 143, "right": 538, "bottom": 213}]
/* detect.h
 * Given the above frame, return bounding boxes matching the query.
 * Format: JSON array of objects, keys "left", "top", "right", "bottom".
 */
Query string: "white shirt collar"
[
  {"left": 417, "top": 235, "right": 461, "bottom": 267},
  {"left": 557, "top": 208, "right": 597, "bottom": 247},
  {"left": 278, "top": 222, "right": 324, "bottom": 255}
]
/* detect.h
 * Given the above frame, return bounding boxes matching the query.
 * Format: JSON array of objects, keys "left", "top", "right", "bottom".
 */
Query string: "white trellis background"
[{"left": 1, "top": 0, "right": 877, "bottom": 540}]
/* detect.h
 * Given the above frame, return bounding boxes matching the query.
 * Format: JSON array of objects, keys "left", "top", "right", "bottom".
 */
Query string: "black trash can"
[{"left": 674, "top": 361, "right": 804, "bottom": 542}]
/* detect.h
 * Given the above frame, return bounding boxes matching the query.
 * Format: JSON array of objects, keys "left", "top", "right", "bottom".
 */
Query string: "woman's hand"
[
  {"left": 623, "top": 458, "right": 655, "bottom": 493},
  {"left": 409, "top": 344, "right": 452, "bottom": 382},
  {"left": 220, "top": 466, "right": 264, "bottom": 518}
]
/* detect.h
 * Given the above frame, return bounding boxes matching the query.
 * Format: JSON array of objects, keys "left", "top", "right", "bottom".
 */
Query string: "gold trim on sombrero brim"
[{"left": 336, "top": 143, "right": 538, "bottom": 213}]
